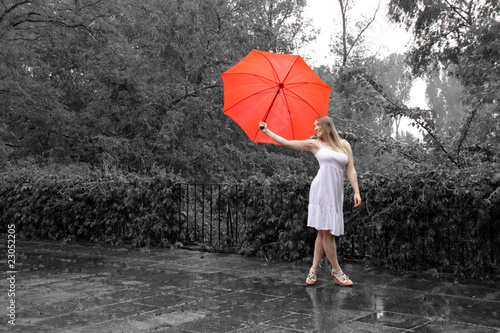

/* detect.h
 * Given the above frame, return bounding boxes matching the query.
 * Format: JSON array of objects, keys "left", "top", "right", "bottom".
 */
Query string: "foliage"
[
  {"left": 238, "top": 173, "right": 315, "bottom": 262},
  {"left": 0, "top": 166, "right": 184, "bottom": 247},
  {"left": 350, "top": 163, "right": 500, "bottom": 278},
  {"left": 240, "top": 163, "right": 500, "bottom": 278},
  {"left": 1, "top": 0, "right": 499, "bottom": 280},
  {"left": 387, "top": 0, "right": 500, "bottom": 167},
  {"left": 0, "top": 0, "right": 314, "bottom": 182},
  {"left": 2, "top": 165, "right": 498, "bottom": 278},
  {"left": 387, "top": 0, "right": 500, "bottom": 75}
]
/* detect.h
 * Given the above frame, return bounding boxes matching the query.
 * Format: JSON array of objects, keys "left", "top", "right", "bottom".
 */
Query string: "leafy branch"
[{"left": 343, "top": 68, "right": 460, "bottom": 167}]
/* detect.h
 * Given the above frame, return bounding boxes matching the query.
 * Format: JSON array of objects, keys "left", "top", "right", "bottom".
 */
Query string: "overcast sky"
[{"left": 303, "top": 0, "right": 412, "bottom": 64}]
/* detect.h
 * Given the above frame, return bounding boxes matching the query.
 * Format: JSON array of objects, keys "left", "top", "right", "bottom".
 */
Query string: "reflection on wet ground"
[{"left": 2, "top": 239, "right": 499, "bottom": 332}]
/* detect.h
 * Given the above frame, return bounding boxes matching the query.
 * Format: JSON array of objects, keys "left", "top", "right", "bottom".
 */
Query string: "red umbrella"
[{"left": 221, "top": 50, "right": 331, "bottom": 144}]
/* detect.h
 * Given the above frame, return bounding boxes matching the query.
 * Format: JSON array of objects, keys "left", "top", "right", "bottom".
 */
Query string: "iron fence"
[
  {"left": 174, "top": 183, "right": 246, "bottom": 247},
  {"left": 173, "top": 183, "right": 372, "bottom": 258},
  {"left": 173, "top": 183, "right": 498, "bottom": 271}
]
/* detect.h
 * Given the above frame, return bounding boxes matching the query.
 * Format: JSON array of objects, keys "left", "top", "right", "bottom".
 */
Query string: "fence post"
[
  {"left": 194, "top": 184, "right": 197, "bottom": 242},
  {"left": 210, "top": 185, "right": 213, "bottom": 246},
  {"left": 488, "top": 219, "right": 494, "bottom": 263},
  {"left": 202, "top": 184, "right": 205, "bottom": 243},
  {"left": 227, "top": 203, "right": 232, "bottom": 242},
  {"left": 186, "top": 184, "right": 189, "bottom": 241},
  {"left": 178, "top": 183, "right": 182, "bottom": 241},
  {"left": 244, "top": 186, "right": 247, "bottom": 226},
  {"left": 235, "top": 185, "right": 239, "bottom": 244},
  {"left": 173, "top": 182, "right": 244, "bottom": 247},
  {"left": 218, "top": 184, "right": 221, "bottom": 243}
]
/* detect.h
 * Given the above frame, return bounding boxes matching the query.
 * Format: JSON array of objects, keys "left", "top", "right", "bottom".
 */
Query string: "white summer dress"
[{"left": 307, "top": 140, "right": 349, "bottom": 236}]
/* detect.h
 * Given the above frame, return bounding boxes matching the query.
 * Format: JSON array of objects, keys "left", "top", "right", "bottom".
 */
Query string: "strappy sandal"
[
  {"left": 305, "top": 268, "right": 318, "bottom": 285},
  {"left": 332, "top": 269, "right": 353, "bottom": 286}
]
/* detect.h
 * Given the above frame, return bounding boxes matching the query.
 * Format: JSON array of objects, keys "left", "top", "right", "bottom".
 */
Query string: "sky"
[
  {"left": 303, "top": 0, "right": 427, "bottom": 138},
  {"left": 304, "top": 0, "right": 411, "bottom": 65}
]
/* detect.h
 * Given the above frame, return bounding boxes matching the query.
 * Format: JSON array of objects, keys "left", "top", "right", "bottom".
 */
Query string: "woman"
[{"left": 259, "top": 116, "right": 361, "bottom": 286}]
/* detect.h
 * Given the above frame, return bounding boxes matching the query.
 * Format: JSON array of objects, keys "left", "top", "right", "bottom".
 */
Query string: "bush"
[
  {"left": 344, "top": 164, "right": 500, "bottom": 278},
  {"left": 237, "top": 164, "right": 499, "bottom": 278},
  {"left": 238, "top": 173, "right": 316, "bottom": 262},
  {"left": 0, "top": 166, "right": 184, "bottom": 247},
  {"left": 1, "top": 163, "right": 498, "bottom": 278}
]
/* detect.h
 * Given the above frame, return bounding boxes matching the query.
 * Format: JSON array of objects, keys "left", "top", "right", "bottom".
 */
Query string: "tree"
[
  {"left": 334, "top": 0, "right": 380, "bottom": 69},
  {"left": 232, "top": 0, "right": 312, "bottom": 53},
  {"left": 387, "top": 0, "right": 500, "bottom": 75},
  {"left": 388, "top": 0, "right": 500, "bottom": 167},
  {"left": 424, "top": 67, "right": 466, "bottom": 137},
  {"left": 0, "top": 0, "right": 120, "bottom": 161},
  {"left": 1, "top": 0, "right": 318, "bottom": 181},
  {"left": 326, "top": 1, "right": 423, "bottom": 151}
]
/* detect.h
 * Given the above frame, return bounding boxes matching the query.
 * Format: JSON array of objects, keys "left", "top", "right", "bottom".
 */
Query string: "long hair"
[{"left": 316, "top": 116, "right": 347, "bottom": 154}]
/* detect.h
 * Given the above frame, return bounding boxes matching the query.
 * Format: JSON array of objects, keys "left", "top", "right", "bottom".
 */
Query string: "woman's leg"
[
  {"left": 320, "top": 230, "right": 341, "bottom": 272},
  {"left": 306, "top": 231, "right": 325, "bottom": 284},
  {"left": 311, "top": 231, "right": 325, "bottom": 270},
  {"left": 322, "top": 231, "right": 353, "bottom": 286}
]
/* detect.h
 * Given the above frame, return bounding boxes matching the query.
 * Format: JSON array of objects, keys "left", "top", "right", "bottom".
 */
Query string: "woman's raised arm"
[{"left": 259, "top": 121, "right": 319, "bottom": 153}]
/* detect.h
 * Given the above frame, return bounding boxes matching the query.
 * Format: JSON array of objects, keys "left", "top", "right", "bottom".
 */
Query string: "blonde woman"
[{"left": 259, "top": 116, "right": 361, "bottom": 286}]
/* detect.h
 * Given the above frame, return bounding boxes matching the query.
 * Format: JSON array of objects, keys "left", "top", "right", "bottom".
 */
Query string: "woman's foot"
[
  {"left": 332, "top": 269, "right": 353, "bottom": 286},
  {"left": 305, "top": 267, "right": 318, "bottom": 285}
]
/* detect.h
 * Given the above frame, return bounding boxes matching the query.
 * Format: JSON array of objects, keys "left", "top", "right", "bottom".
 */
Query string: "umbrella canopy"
[{"left": 221, "top": 50, "right": 331, "bottom": 144}]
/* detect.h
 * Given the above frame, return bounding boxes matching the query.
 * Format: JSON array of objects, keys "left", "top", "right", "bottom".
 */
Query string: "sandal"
[
  {"left": 305, "top": 268, "right": 318, "bottom": 285},
  {"left": 332, "top": 269, "right": 353, "bottom": 286}
]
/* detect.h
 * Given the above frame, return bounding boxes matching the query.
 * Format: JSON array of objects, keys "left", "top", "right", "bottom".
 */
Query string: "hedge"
[
  {"left": 1, "top": 165, "right": 499, "bottom": 278},
  {"left": 0, "top": 167, "right": 184, "bottom": 247},
  {"left": 347, "top": 166, "right": 500, "bottom": 278},
  {"left": 237, "top": 167, "right": 499, "bottom": 278}
]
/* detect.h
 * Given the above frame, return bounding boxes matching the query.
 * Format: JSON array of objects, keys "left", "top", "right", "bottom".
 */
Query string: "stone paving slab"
[{"left": 1, "top": 239, "right": 499, "bottom": 332}]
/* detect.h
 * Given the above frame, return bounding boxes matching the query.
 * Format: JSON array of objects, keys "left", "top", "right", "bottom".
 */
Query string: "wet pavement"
[{"left": 2, "top": 239, "right": 500, "bottom": 332}]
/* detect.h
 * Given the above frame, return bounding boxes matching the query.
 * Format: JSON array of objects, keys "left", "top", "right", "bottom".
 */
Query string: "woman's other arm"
[{"left": 343, "top": 140, "right": 361, "bottom": 207}]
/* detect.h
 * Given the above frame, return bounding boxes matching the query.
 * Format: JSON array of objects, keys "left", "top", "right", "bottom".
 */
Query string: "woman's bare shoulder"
[
  {"left": 309, "top": 138, "right": 321, "bottom": 145},
  {"left": 340, "top": 139, "right": 352, "bottom": 151},
  {"left": 339, "top": 138, "right": 347, "bottom": 144},
  {"left": 307, "top": 139, "right": 321, "bottom": 150}
]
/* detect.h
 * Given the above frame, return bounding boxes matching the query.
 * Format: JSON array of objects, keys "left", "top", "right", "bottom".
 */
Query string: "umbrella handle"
[{"left": 259, "top": 121, "right": 266, "bottom": 131}]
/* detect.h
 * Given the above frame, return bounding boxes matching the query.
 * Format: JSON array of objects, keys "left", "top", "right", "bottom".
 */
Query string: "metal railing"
[
  {"left": 173, "top": 183, "right": 498, "bottom": 271},
  {"left": 174, "top": 182, "right": 365, "bottom": 257},
  {"left": 174, "top": 183, "right": 246, "bottom": 247}
]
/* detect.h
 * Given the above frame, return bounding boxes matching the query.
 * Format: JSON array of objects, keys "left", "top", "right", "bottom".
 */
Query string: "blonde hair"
[{"left": 316, "top": 116, "right": 347, "bottom": 154}]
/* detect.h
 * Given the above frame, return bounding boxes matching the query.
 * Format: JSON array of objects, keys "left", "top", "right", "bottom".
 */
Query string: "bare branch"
[
  {"left": 345, "top": 1, "right": 380, "bottom": 61},
  {"left": 454, "top": 105, "right": 479, "bottom": 167},
  {"left": 79, "top": 0, "right": 104, "bottom": 12},
  {"left": 10, "top": 11, "right": 42, "bottom": 27},
  {"left": 443, "top": 0, "right": 471, "bottom": 25},
  {"left": 0, "top": 0, "right": 30, "bottom": 24},
  {"left": 171, "top": 84, "right": 220, "bottom": 105},
  {"left": 338, "top": 0, "right": 348, "bottom": 67},
  {"left": 338, "top": 0, "right": 381, "bottom": 67}
]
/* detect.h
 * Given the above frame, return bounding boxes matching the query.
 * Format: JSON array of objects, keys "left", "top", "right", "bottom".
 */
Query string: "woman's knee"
[{"left": 319, "top": 230, "right": 333, "bottom": 242}]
